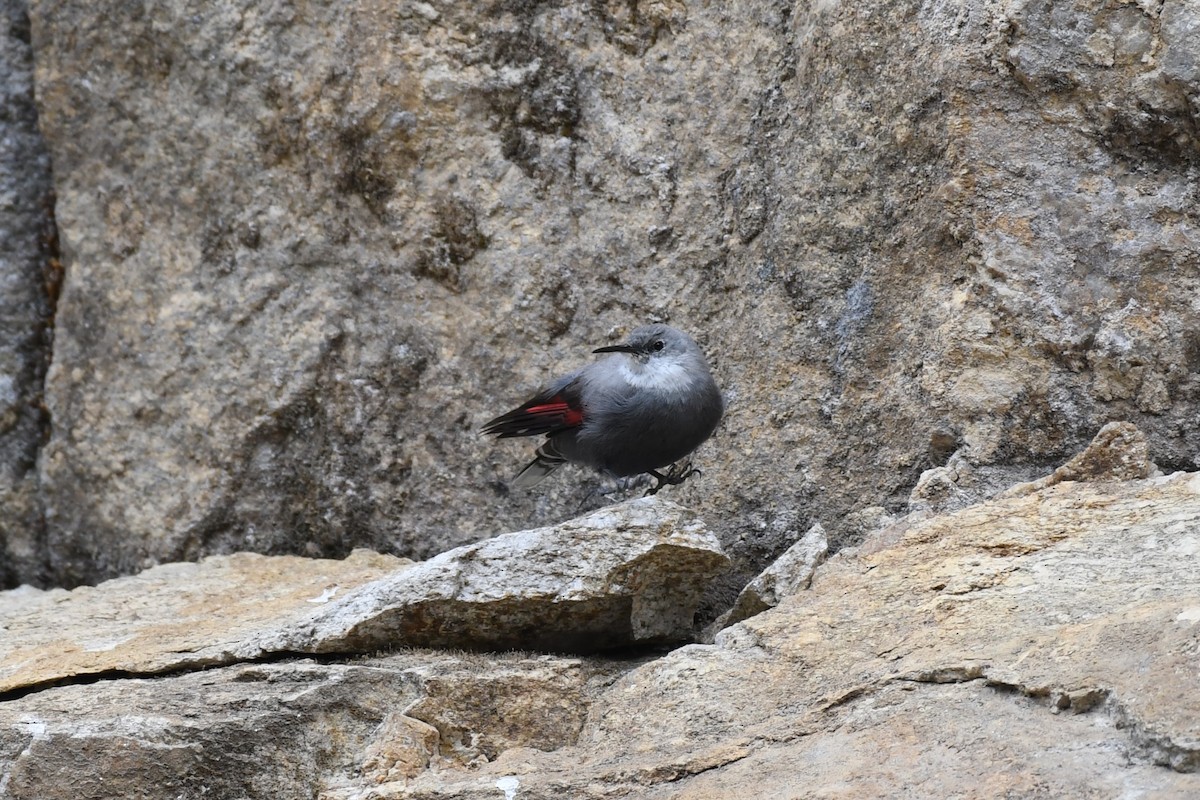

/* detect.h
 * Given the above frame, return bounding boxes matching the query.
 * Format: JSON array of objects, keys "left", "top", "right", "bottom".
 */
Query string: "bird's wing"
[{"left": 481, "top": 374, "right": 585, "bottom": 439}]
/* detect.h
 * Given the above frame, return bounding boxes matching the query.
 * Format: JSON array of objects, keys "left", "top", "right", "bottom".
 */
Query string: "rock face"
[
  {"left": 910, "top": 418, "right": 1162, "bottom": 514},
  {"left": 0, "top": 0, "right": 53, "bottom": 589},
  {"left": 721, "top": 520, "right": 827, "bottom": 627},
  {"left": 0, "top": 499, "right": 726, "bottom": 694},
  {"left": 1, "top": 473, "right": 1198, "bottom": 798},
  {"left": 17, "top": 0, "right": 1200, "bottom": 587},
  {"left": 8, "top": 0, "right": 1200, "bottom": 792},
  {"left": 0, "top": 654, "right": 619, "bottom": 800}
]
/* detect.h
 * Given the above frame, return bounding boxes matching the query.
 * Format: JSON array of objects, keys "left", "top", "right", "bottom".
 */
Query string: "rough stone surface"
[
  {"left": 0, "top": 549, "right": 405, "bottom": 692},
  {"left": 0, "top": 653, "right": 619, "bottom": 800},
  {"left": 0, "top": 0, "right": 53, "bottom": 588},
  {"left": 294, "top": 498, "right": 729, "bottom": 654},
  {"left": 20, "top": 0, "right": 1200, "bottom": 588},
  {"left": 1000, "top": 418, "right": 1161, "bottom": 496},
  {"left": 911, "top": 418, "right": 1162, "bottom": 514},
  {"left": 720, "top": 521, "right": 827, "bottom": 628},
  {"left": 333, "top": 472, "right": 1200, "bottom": 798},
  {"left": 3, "top": 472, "right": 1200, "bottom": 798},
  {"left": 0, "top": 499, "right": 725, "bottom": 692}
]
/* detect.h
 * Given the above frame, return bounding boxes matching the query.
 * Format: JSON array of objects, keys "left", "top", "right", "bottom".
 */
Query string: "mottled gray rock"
[
  {"left": 21, "top": 0, "right": 1200, "bottom": 591},
  {"left": 721, "top": 521, "right": 827, "bottom": 627},
  {"left": 0, "top": 0, "right": 52, "bottom": 588},
  {"left": 910, "top": 420, "right": 1162, "bottom": 513},
  {"left": 999, "top": 419, "right": 1161, "bottom": 497}
]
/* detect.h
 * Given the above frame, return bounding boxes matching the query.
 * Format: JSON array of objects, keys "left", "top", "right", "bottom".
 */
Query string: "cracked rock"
[
  {"left": 4, "top": 471, "right": 1200, "bottom": 797},
  {"left": 0, "top": 498, "right": 727, "bottom": 693},
  {"left": 0, "top": 653, "right": 616, "bottom": 800},
  {"left": 720, "top": 522, "right": 828, "bottom": 628},
  {"left": 288, "top": 497, "right": 728, "bottom": 654}
]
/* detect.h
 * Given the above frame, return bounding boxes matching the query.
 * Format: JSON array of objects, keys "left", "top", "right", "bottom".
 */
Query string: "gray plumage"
[{"left": 483, "top": 324, "right": 724, "bottom": 493}]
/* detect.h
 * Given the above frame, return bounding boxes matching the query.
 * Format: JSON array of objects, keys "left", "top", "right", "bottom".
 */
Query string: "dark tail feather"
[{"left": 511, "top": 442, "right": 567, "bottom": 488}]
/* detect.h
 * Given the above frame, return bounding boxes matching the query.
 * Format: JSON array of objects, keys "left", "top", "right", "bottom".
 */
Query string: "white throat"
[{"left": 617, "top": 355, "right": 695, "bottom": 394}]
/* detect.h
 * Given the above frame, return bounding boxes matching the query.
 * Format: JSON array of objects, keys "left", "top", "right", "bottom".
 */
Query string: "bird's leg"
[
  {"left": 578, "top": 474, "right": 652, "bottom": 509},
  {"left": 644, "top": 461, "right": 702, "bottom": 496},
  {"left": 617, "top": 474, "right": 654, "bottom": 492}
]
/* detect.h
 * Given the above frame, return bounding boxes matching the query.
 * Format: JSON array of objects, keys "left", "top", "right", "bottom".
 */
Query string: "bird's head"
[{"left": 593, "top": 324, "right": 703, "bottom": 367}]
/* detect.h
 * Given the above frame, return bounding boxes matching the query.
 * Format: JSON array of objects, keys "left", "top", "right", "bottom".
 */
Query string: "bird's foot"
[
  {"left": 644, "top": 462, "right": 702, "bottom": 496},
  {"left": 577, "top": 474, "right": 652, "bottom": 510}
]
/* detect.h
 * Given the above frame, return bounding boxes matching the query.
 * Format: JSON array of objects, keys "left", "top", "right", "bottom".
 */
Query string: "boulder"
[{"left": 0, "top": 498, "right": 727, "bottom": 694}]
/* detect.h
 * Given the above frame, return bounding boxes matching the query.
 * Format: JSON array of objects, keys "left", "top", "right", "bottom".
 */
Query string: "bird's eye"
[{"left": 652, "top": 340, "right": 665, "bottom": 351}]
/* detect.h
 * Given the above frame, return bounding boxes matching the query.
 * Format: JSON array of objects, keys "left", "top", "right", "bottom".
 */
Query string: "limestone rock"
[
  {"left": 0, "top": 653, "right": 613, "bottom": 800},
  {"left": 908, "top": 453, "right": 1051, "bottom": 515},
  {"left": 396, "top": 658, "right": 593, "bottom": 769},
  {"left": 293, "top": 498, "right": 729, "bottom": 654},
  {"left": 0, "top": 499, "right": 726, "bottom": 692},
  {"left": 0, "top": 549, "right": 405, "bottom": 693},
  {"left": 347, "top": 472, "right": 1200, "bottom": 798},
  {"left": 21, "top": 0, "right": 1200, "bottom": 589},
  {"left": 912, "top": 420, "right": 1162, "bottom": 513}
]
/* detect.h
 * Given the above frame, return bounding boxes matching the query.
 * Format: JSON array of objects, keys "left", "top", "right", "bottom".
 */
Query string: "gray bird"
[{"left": 483, "top": 324, "right": 724, "bottom": 494}]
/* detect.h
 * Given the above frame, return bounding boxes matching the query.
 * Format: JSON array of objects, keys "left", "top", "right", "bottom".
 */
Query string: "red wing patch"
[
  {"left": 524, "top": 402, "right": 584, "bottom": 428},
  {"left": 482, "top": 394, "right": 584, "bottom": 438}
]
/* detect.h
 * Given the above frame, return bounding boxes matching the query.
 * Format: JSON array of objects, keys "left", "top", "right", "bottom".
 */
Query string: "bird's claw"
[{"left": 644, "top": 462, "right": 702, "bottom": 496}]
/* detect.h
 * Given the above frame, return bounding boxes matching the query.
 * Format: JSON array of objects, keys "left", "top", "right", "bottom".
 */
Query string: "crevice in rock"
[
  {"left": 895, "top": 668, "right": 1200, "bottom": 773},
  {"left": 0, "top": 638, "right": 675, "bottom": 706},
  {"left": 604, "top": 745, "right": 756, "bottom": 787},
  {"left": 0, "top": 648, "right": 359, "bottom": 704}
]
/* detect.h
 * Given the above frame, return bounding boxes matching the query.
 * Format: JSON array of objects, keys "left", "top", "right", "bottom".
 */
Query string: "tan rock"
[
  {"left": 340, "top": 472, "right": 1200, "bottom": 797},
  {"left": 910, "top": 420, "right": 1161, "bottom": 517},
  {"left": 361, "top": 713, "right": 440, "bottom": 783},
  {"left": 0, "top": 653, "right": 611, "bottom": 800},
  {"left": 1000, "top": 419, "right": 1160, "bottom": 497},
  {"left": 401, "top": 659, "right": 591, "bottom": 768},
  {"left": 0, "top": 498, "right": 725, "bottom": 692},
  {"left": 0, "top": 549, "right": 403, "bottom": 692},
  {"left": 4, "top": 475, "right": 1200, "bottom": 797},
  {"left": 293, "top": 498, "right": 729, "bottom": 654}
]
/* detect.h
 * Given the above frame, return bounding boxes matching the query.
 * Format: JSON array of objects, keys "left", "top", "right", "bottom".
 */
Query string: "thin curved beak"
[{"left": 593, "top": 343, "right": 638, "bottom": 354}]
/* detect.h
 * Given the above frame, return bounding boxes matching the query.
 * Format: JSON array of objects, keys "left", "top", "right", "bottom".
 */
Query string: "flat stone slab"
[
  {"left": 0, "top": 549, "right": 405, "bottom": 693},
  {"left": 283, "top": 497, "right": 728, "bottom": 654},
  {"left": 0, "top": 498, "right": 727, "bottom": 693}
]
